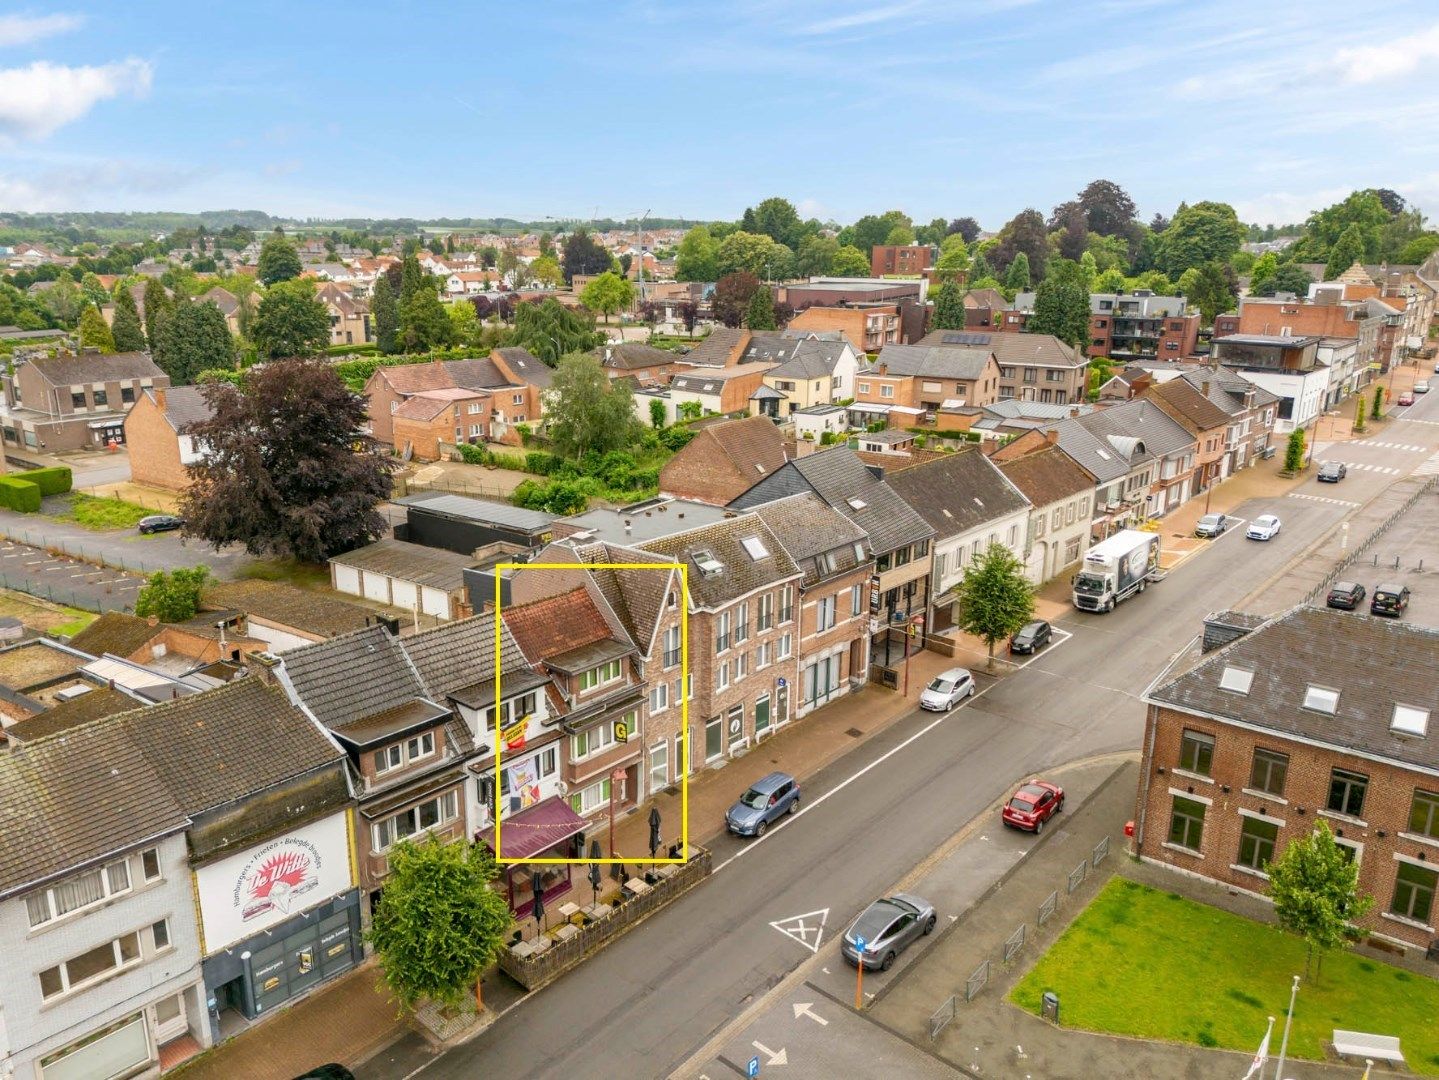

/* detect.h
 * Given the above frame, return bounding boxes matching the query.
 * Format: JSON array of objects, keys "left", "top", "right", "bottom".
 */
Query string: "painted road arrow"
[
  {"left": 792, "top": 1002, "right": 828, "bottom": 1026},
  {"left": 752, "top": 1040, "right": 788, "bottom": 1066}
]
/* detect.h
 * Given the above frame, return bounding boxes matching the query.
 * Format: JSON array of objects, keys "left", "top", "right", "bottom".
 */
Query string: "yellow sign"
[
  {"left": 502, "top": 716, "right": 529, "bottom": 748},
  {"left": 614, "top": 718, "right": 629, "bottom": 743}
]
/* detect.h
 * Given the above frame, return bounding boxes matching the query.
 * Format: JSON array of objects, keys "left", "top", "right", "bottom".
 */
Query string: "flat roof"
[
  {"left": 559, "top": 498, "right": 736, "bottom": 544},
  {"left": 398, "top": 491, "right": 555, "bottom": 532},
  {"left": 1217, "top": 333, "right": 1321, "bottom": 347}
]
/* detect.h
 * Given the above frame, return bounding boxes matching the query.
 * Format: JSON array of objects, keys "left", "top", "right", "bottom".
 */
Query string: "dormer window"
[
  {"left": 579, "top": 659, "right": 623, "bottom": 692},
  {"left": 1303, "top": 685, "right": 1339, "bottom": 714},
  {"left": 847, "top": 497, "right": 867, "bottom": 511},
  {"left": 1393, "top": 704, "right": 1430, "bottom": 737},
  {"left": 1219, "top": 666, "right": 1254, "bottom": 695},
  {"left": 693, "top": 550, "right": 724, "bottom": 577}
]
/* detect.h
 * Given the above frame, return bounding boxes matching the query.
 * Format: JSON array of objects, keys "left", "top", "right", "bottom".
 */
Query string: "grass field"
[
  {"left": 55, "top": 494, "right": 153, "bottom": 532},
  {"left": 0, "top": 589, "right": 95, "bottom": 636},
  {"left": 1011, "top": 876, "right": 1439, "bottom": 1072},
  {"left": 237, "top": 558, "right": 330, "bottom": 589}
]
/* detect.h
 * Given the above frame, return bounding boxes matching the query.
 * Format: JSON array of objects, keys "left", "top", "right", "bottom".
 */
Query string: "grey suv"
[
  {"left": 725, "top": 772, "right": 800, "bottom": 837},
  {"left": 840, "top": 894, "right": 937, "bottom": 971}
]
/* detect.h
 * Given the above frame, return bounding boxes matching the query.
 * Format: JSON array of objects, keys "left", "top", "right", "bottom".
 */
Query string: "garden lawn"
[
  {"left": 55, "top": 494, "right": 153, "bottom": 532},
  {"left": 1011, "top": 876, "right": 1439, "bottom": 1073}
]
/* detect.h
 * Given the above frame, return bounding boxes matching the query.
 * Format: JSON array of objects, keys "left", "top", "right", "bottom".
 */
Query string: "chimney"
[
  {"left": 1200, "top": 380, "right": 1210, "bottom": 397},
  {"left": 1045, "top": 429, "right": 1059, "bottom": 445},
  {"left": 877, "top": 363, "right": 888, "bottom": 376},
  {"left": 155, "top": 386, "right": 167, "bottom": 411},
  {"left": 1069, "top": 406, "right": 1080, "bottom": 418}
]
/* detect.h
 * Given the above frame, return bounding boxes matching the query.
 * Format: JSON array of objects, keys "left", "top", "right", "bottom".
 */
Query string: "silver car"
[
  {"left": 919, "top": 667, "right": 975, "bottom": 712},
  {"left": 840, "top": 893, "right": 937, "bottom": 971}
]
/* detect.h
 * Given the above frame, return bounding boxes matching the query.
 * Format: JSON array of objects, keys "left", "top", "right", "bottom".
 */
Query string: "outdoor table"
[
  {"left": 511, "top": 940, "right": 535, "bottom": 959},
  {"left": 554, "top": 923, "right": 580, "bottom": 941},
  {"left": 583, "top": 902, "right": 612, "bottom": 920},
  {"left": 624, "top": 877, "right": 651, "bottom": 896}
]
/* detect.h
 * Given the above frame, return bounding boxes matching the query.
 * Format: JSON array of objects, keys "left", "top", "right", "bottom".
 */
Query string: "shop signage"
[
  {"left": 506, "top": 756, "right": 541, "bottom": 809},
  {"left": 502, "top": 715, "right": 530, "bottom": 750},
  {"left": 195, "top": 813, "right": 352, "bottom": 954},
  {"left": 614, "top": 717, "right": 630, "bottom": 743}
]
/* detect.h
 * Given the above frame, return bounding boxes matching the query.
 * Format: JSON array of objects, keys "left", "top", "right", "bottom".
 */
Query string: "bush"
[
  {"left": 0, "top": 477, "right": 41, "bottom": 513},
  {"left": 658, "top": 426, "right": 695, "bottom": 451},
  {"left": 820, "top": 431, "right": 838, "bottom": 445},
  {"left": 525, "top": 450, "right": 562, "bottom": 475},
  {"left": 512, "top": 477, "right": 592, "bottom": 514},
  {"left": 454, "top": 443, "right": 488, "bottom": 465},
  {"left": 14, "top": 466, "right": 71, "bottom": 496}
]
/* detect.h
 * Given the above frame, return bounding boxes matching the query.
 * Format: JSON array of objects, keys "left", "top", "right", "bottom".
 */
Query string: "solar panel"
[{"left": 940, "top": 332, "right": 992, "bottom": 346}]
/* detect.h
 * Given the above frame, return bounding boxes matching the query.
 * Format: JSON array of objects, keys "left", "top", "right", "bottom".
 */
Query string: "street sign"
[
  {"left": 747, "top": 1055, "right": 760, "bottom": 1077},
  {"left": 613, "top": 718, "right": 629, "bottom": 743},
  {"left": 855, "top": 935, "right": 866, "bottom": 953}
]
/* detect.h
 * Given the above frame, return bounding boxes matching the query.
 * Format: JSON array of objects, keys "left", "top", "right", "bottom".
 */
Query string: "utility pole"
[{"left": 1271, "top": 975, "right": 1299, "bottom": 1080}]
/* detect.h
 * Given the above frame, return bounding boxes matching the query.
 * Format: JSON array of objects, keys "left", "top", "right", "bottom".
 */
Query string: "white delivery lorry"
[{"left": 1071, "top": 529, "right": 1161, "bottom": 613}]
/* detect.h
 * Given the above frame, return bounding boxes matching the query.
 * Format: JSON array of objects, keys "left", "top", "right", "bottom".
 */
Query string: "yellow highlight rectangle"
[{"left": 492, "top": 561, "right": 689, "bottom": 864}]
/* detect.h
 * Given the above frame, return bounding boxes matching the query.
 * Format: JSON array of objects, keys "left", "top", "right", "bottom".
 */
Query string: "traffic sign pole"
[{"left": 854, "top": 936, "right": 866, "bottom": 1009}]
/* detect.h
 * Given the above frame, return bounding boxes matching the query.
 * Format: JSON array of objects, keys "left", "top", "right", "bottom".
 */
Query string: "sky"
[{"left": 2, "top": 1, "right": 1439, "bottom": 229}]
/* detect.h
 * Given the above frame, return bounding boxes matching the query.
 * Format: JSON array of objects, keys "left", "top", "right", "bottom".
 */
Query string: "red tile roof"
[{"left": 503, "top": 587, "right": 614, "bottom": 665}]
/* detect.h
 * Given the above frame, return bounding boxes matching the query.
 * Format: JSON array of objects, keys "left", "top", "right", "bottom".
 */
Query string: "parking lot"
[
  {"left": 1330, "top": 482, "right": 1439, "bottom": 626},
  {"left": 0, "top": 540, "right": 142, "bottom": 612}
]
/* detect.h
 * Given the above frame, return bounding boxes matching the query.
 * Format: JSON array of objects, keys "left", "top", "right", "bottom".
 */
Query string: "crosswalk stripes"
[
  {"left": 1352, "top": 439, "right": 1429, "bottom": 452},
  {"left": 1416, "top": 452, "right": 1439, "bottom": 477},
  {"left": 1286, "top": 492, "right": 1361, "bottom": 508},
  {"left": 1323, "top": 461, "right": 1400, "bottom": 475},
  {"left": 1399, "top": 418, "right": 1439, "bottom": 427}
]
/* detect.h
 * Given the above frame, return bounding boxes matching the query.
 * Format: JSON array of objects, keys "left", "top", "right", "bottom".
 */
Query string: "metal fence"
[
  {"left": 0, "top": 522, "right": 179, "bottom": 577},
  {"left": 1067, "top": 858, "right": 1088, "bottom": 894},
  {"left": 0, "top": 567, "right": 137, "bottom": 613},
  {"left": 964, "top": 960, "right": 989, "bottom": 1002},
  {"left": 1003, "top": 923, "right": 1026, "bottom": 964},
  {"left": 1037, "top": 890, "right": 1058, "bottom": 927},
  {"left": 1092, "top": 835, "right": 1110, "bottom": 868},
  {"left": 928, "top": 995, "right": 957, "bottom": 1041}
]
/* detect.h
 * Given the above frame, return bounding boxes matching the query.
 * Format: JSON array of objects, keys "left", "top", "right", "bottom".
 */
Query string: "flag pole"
[
  {"left": 1271, "top": 975, "right": 1300, "bottom": 1080},
  {"left": 1244, "top": 1016, "right": 1274, "bottom": 1080}
]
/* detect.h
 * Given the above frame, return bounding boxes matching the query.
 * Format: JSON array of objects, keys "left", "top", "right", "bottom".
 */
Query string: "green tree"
[
  {"left": 134, "top": 566, "right": 210, "bottom": 622},
  {"left": 142, "top": 278, "right": 172, "bottom": 349},
  {"left": 675, "top": 226, "right": 720, "bottom": 281},
  {"left": 110, "top": 285, "right": 146, "bottom": 352},
  {"left": 934, "top": 234, "right": 969, "bottom": 280},
  {"left": 1027, "top": 267, "right": 1090, "bottom": 349},
  {"left": 649, "top": 397, "right": 667, "bottom": 429},
  {"left": 1094, "top": 268, "right": 1127, "bottom": 294},
  {"left": 1398, "top": 233, "right": 1439, "bottom": 264},
  {"left": 715, "top": 231, "right": 792, "bottom": 279},
  {"left": 257, "top": 233, "right": 302, "bottom": 285},
  {"left": 579, "top": 271, "right": 635, "bottom": 323},
  {"left": 884, "top": 223, "right": 916, "bottom": 246},
  {"left": 1177, "top": 261, "right": 1237, "bottom": 325},
  {"left": 530, "top": 255, "right": 563, "bottom": 289},
  {"left": 253, "top": 279, "right": 331, "bottom": 359},
  {"left": 79, "top": 271, "right": 109, "bottom": 307},
  {"left": 968, "top": 251, "right": 993, "bottom": 282},
  {"left": 1246, "top": 252, "right": 1280, "bottom": 296},
  {"left": 399, "top": 287, "right": 456, "bottom": 352},
  {"left": 951, "top": 542, "right": 1035, "bottom": 673},
  {"left": 371, "top": 274, "right": 400, "bottom": 355},
  {"left": 1156, "top": 201, "right": 1246, "bottom": 277},
  {"left": 838, "top": 210, "right": 912, "bottom": 254},
  {"left": 1324, "top": 224, "right": 1367, "bottom": 280},
  {"left": 1294, "top": 190, "right": 1389, "bottom": 264},
  {"left": 711, "top": 272, "right": 760, "bottom": 328},
  {"left": 42, "top": 273, "right": 84, "bottom": 328},
  {"left": 745, "top": 288, "right": 777, "bottom": 330},
  {"left": 932, "top": 280, "right": 965, "bottom": 330},
  {"left": 1283, "top": 428, "right": 1306, "bottom": 473},
  {"left": 991, "top": 209, "right": 1049, "bottom": 281},
  {"left": 447, "top": 298, "right": 481, "bottom": 346},
  {"left": 740, "top": 196, "right": 807, "bottom": 249},
  {"left": 561, "top": 229, "right": 613, "bottom": 283},
  {"left": 1077, "top": 251, "right": 1099, "bottom": 290},
  {"left": 180, "top": 358, "right": 393, "bottom": 562},
  {"left": 1372, "top": 385, "right": 1384, "bottom": 420},
  {"left": 830, "top": 245, "right": 870, "bottom": 277},
  {"left": 399, "top": 254, "right": 426, "bottom": 304},
  {"left": 544, "top": 353, "right": 641, "bottom": 459},
  {"left": 1353, "top": 395, "right": 1367, "bottom": 433},
  {"left": 1268, "top": 821, "right": 1372, "bottom": 982},
  {"left": 155, "top": 301, "right": 234, "bottom": 383},
  {"left": 510, "top": 299, "right": 605, "bottom": 364},
  {"left": 367, "top": 836, "right": 513, "bottom": 1012},
  {"left": 795, "top": 235, "right": 839, "bottom": 277},
  {"left": 1270, "top": 264, "right": 1313, "bottom": 297},
  {"left": 1004, "top": 252, "right": 1031, "bottom": 291},
  {"left": 78, "top": 305, "right": 116, "bottom": 353}
]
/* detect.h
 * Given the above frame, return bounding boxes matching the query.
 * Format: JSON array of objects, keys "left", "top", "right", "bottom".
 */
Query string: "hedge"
[
  {"left": 14, "top": 465, "right": 72, "bottom": 496},
  {"left": 0, "top": 477, "right": 41, "bottom": 513}
]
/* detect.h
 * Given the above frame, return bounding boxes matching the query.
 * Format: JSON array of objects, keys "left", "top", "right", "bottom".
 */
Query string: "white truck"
[{"left": 1071, "top": 529, "right": 1162, "bottom": 613}]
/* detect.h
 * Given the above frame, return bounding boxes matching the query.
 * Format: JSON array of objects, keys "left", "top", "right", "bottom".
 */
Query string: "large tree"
[
  {"left": 715, "top": 231, "right": 793, "bottom": 279},
  {"left": 110, "top": 285, "right": 146, "bottom": 352},
  {"left": 529, "top": 255, "right": 563, "bottom": 289},
  {"left": 1324, "top": 224, "right": 1367, "bottom": 280},
  {"left": 991, "top": 209, "right": 1049, "bottom": 281},
  {"left": 561, "top": 229, "right": 613, "bottom": 283},
  {"left": 745, "top": 288, "right": 777, "bottom": 330},
  {"left": 796, "top": 234, "right": 839, "bottom": 278},
  {"left": 510, "top": 298, "right": 605, "bottom": 364},
  {"left": 181, "top": 358, "right": 392, "bottom": 562},
  {"left": 78, "top": 305, "right": 116, "bottom": 353},
  {"left": 253, "top": 278, "right": 331, "bottom": 359},
  {"left": 948, "top": 217, "right": 981, "bottom": 243},
  {"left": 1051, "top": 179, "right": 1137, "bottom": 238},
  {"left": 544, "top": 353, "right": 641, "bottom": 459},
  {"left": 830, "top": 245, "right": 870, "bottom": 277},
  {"left": 1027, "top": 260, "right": 1091, "bottom": 348},
  {"left": 1178, "top": 261, "right": 1238, "bottom": 325},
  {"left": 1295, "top": 190, "right": 1390, "bottom": 265},
  {"left": 712, "top": 271, "right": 760, "bottom": 328},
  {"left": 1156, "top": 201, "right": 1246, "bottom": 277},
  {"left": 951, "top": 542, "right": 1035, "bottom": 673},
  {"left": 741, "top": 196, "right": 807, "bottom": 250},
  {"left": 838, "top": 210, "right": 912, "bottom": 254},
  {"left": 932, "top": 279, "right": 965, "bottom": 330},
  {"left": 134, "top": 566, "right": 210, "bottom": 622},
  {"left": 579, "top": 271, "right": 635, "bottom": 323},
  {"left": 1268, "top": 821, "right": 1372, "bottom": 982},
  {"left": 154, "top": 300, "right": 234, "bottom": 383},
  {"left": 142, "top": 278, "right": 172, "bottom": 349},
  {"left": 368, "top": 836, "right": 513, "bottom": 1012},
  {"left": 399, "top": 286, "right": 456, "bottom": 352},
  {"left": 257, "top": 232, "right": 302, "bottom": 286},
  {"left": 371, "top": 273, "right": 400, "bottom": 354},
  {"left": 1004, "top": 251, "right": 1032, "bottom": 292},
  {"left": 675, "top": 227, "right": 720, "bottom": 282},
  {"left": 1270, "top": 263, "right": 1314, "bottom": 297}
]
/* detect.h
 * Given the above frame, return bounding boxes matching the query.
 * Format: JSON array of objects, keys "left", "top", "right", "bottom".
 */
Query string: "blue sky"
[{"left": 3, "top": 1, "right": 1439, "bottom": 228}]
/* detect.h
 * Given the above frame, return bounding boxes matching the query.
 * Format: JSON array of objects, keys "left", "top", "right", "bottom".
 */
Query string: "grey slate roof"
[
  {"left": 329, "top": 538, "right": 474, "bottom": 591},
  {"left": 281, "top": 624, "right": 425, "bottom": 730},
  {"left": 920, "top": 329, "right": 1086, "bottom": 368},
  {"left": 145, "top": 385, "right": 213, "bottom": 432},
  {"left": 683, "top": 326, "right": 746, "bottom": 368},
  {"left": 639, "top": 516, "right": 800, "bottom": 610},
  {"left": 598, "top": 343, "right": 675, "bottom": 370},
  {"left": 1179, "top": 368, "right": 1279, "bottom": 411},
  {"left": 568, "top": 543, "right": 677, "bottom": 657},
  {"left": 884, "top": 449, "right": 1031, "bottom": 539},
  {"left": 400, "top": 615, "right": 539, "bottom": 703},
  {"left": 443, "top": 357, "right": 510, "bottom": 389},
  {"left": 1150, "top": 606, "right": 1439, "bottom": 775},
  {"left": 750, "top": 493, "right": 869, "bottom": 588},
  {"left": 728, "top": 446, "right": 934, "bottom": 556},
  {"left": 493, "top": 347, "right": 553, "bottom": 389},
  {"left": 862, "top": 343, "right": 993, "bottom": 380},
  {"left": 1044, "top": 399, "right": 1194, "bottom": 483},
  {"left": 27, "top": 350, "right": 164, "bottom": 386},
  {"left": 763, "top": 339, "right": 854, "bottom": 380}
]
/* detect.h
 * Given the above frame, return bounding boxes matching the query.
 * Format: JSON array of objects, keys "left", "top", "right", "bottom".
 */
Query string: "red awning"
[{"left": 477, "top": 796, "right": 587, "bottom": 861}]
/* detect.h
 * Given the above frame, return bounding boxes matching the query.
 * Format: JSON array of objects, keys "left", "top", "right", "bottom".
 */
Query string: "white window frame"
[
  {"left": 649, "top": 681, "right": 669, "bottom": 715},
  {"left": 371, "top": 790, "right": 461, "bottom": 851},
  {"left": 778, "top": 632, "right": 793, "bottom": 659},
  {"left": 580, "top": 658, "right": 623, "bottom": 692},
  {"left": 39, "top": 930, "right": 143, "bottom": 1000},
  {"left": 816, "top": 595, "right": 836, "bottom": 632},
  {"left": 26, "top": 856, "right": 134, "bottom": 929}
]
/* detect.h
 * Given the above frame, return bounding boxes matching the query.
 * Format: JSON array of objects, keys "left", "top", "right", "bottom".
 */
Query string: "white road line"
[
  {"left": 1355, "top": 440, "right": 1428, "bottom": 452},
  {"left": 1416, "top": 451, "right": 1439, "bottom": 476},
  {"left": 1326, "top": 461, "right": 1399, "bottom": 474},
  {"left": 1286, "top": 492, "right": 1360, "bottom": 507}
]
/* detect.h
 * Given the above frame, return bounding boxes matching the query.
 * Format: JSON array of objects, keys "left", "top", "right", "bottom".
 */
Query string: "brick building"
[
  {"left": 870, "top": 245, "right": 933, "bottom": 278},
  {"left": 786, "top": 302, "right": 902, "bottom": 353},
  {"left": 658, "top": 416, "right": 790, "bottom": 505},
  {"left": 920, "top": 329, "right": 1090, "bottom": 406},
  {"left": 1137, "top": 606, "right": 1439, "bottom": 954},
  {"left": 2, "top": 350, "right": 167, "bottom": 452},
  {"left": 123, "top": 386, "right": 213, "bottom": 490},
  {"left": 1088, "top": 291, "right": 1199, "bottom": 362},
  {"left": 851, "top": 343, "right": 1002, "bottom": 421},
  {"left": 391, "top": 387, "right": 492, "bottom": 460}
]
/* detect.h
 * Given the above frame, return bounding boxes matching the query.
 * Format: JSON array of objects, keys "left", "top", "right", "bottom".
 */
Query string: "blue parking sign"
[{"left": 747, "top": 1055, "right": 760, "bottom": 1077}]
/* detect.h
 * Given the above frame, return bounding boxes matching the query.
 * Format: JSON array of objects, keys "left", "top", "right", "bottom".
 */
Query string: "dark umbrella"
[
  {"left": 530, "top": 871, "right": 545, "bottom": 934},
  {"left": 648, "top": 806, "right": 662, "bottom": 860},
  {"left": 588, "top": 839, "right": 602, "bottom": 905}
]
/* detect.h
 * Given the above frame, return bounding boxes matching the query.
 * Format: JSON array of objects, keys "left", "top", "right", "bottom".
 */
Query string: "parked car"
[
  {"left": 840, "top": 894, "right": 937, "bottom": 971},
  {"left": 1009, "top": 620, "right": 1052, "bottom": 655},
  {"left": 919, "top": 667, "right": 975, "bottom": 712},
  {"left": 1194, "top": 513, "right": 1229, "bottom": 538},
  {"left": 293, "top": 1068, "right": 355, "bottom": 1080},
  {"left": 1371, "top": 583, "right": 1411, "bottom": 618},
  {"left": 1417, "top": 381, "right": 1431, "bottom": 394},
  {"left": 1433, "top": 361, "right": 1439, "bottom": 374},
  {"left": 1325, "top": 581, "right": 1366, "bottom": 610},
  {"left": 1317, "top": 461, "right": 1348, "bottom": 483},
  {"left": 725, "top": 772, "right": 799, "bottom": 837},
  {"left": 1001, "top": 779, "right": 1065, "bottom": 834},
  {"left": 1399, "top": 391, "right": 1416, "bottom": 406},
  {"left": 1246, "top": 514, "right": 1282, "bottom": 541},
  {"left": 137, "top": 514, "right": 185, "bottom": 535}
]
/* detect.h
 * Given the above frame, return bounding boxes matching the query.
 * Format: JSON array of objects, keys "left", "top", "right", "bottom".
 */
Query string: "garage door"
[
  {"left": 420, "top": 586, "right": 450, "bottom": 619},
  {"left": 362, "top": 572, "right": 391, "bottom": 604},
  {"left": 41, "top": 1014, "right": 151, "bottom": 1080},
  {"left": 391, "top": 579, "right": 417, "bottom": 611},
  {"left": 333, "top": 565, "right": 360, "bottom": 595}
]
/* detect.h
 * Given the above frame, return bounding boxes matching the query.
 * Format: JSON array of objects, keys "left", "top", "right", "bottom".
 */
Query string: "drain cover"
[{"left": 846, "top": 727, "right": 864, "bottom": 738}]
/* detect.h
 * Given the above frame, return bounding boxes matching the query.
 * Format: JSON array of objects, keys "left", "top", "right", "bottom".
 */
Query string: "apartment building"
[
  {"left": 1210, "top": 334, "right": 1328, "bottom": 433},
  {"left": 870, "top": 244, "right": 933, "bottom": 277},
  {"left": 787, "top": 302, "right": 903, "bottom": 353},
  {"left": 851, "top": 343, "right": 1002, "bottom": 423},
  {"left": 1088, "top": 291, "right": 1199, "bottom": 362},
  {"left": 920, "top": 329, "right": 1090, "bottom": 406},
  {"left": 2, "top": 350, "right": 167, "bottom": 451}
]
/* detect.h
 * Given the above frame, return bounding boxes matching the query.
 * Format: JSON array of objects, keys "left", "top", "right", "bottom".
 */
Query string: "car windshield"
[
  {"left": 926, "top": 678, "right": 954, "bottom": 693},
  {"left": 1331, "top": 582, "right": 1356, "bottom": 594},
  {"left": 1074, "top": 573, "right": 1105, "bottom": 595},
  {"left": 1199, "top": 516, "right": 1220, "bottom": 528},
  {"left": 738, "top": 788, "right": 769, "bottom": 809},
  {"left": 1007, "top": 796, "right": 1035, "bottom": 812}
]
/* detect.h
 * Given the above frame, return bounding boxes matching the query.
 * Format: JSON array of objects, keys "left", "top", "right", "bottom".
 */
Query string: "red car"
[
  {"left": 1002, "top": 779, "right": 1065, "bottom": 833},
  {"left": 1399, "top": 391, "right": 1416, "bottom": 406}
]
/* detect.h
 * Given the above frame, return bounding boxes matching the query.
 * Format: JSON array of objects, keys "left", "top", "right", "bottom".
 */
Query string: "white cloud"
[
  {"left": 798, "top": 2, "right": 920, "bottom": 34},
  {"left": 1334, "top": 23, "right": 1439, "bottom": 85},
  {"left": 1231, "top": 187, "right": 1351, "bottom": 226},
  {"left": 0, "top": 158, "right": 207, "bottom": 211},
  {"left": 0, "top": 13, "right": 83, "bottom": 48},
  {"left": 0, "top": 58, "right": 152, "bottom": 139}
]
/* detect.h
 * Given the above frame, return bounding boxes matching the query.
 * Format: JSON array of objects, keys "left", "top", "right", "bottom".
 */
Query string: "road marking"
[
  {"left": 1286, "top": 492, "right": 1360, "bottom": 507},
  {"left": 1330, "top": 461, "right": 1400, "bottom": 475},
  {"left": 1355, "top": 439, "right": 1428, "bottom": 452},
  {"left": 770, "top": 910, "right": 828, "bottom": 954},
  {"left": 1416, "top": 451, "right": 1439, "bottom": 476},
  {"left": 751, "top": 1041, "right": 788, "bottom": 1066},
  {"left": 792, "top": 1002, "right": 828, "bottom": 1026}
]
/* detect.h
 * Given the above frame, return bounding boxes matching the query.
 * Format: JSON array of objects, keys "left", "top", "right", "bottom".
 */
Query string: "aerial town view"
[{"left": 3, "top": 3, "right": 1439, "bottom": 1079}]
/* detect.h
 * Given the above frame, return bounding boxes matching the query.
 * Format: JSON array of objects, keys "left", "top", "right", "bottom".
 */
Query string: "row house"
[
  {"left": 995, "top": 445, "right": 1097, "bottom": 585},
  {"left": 2, "top": 350, "right": 168, "bottom": 452},
  {"left": 851, "top": 343, "right": 1002, "bottom": 426},
  {"left": 1175, "top": 368, "right": 1278, "bottom": 475},
  {"left": 1144, "top": 376, "right": 1239, "bottom": 501},
  {"left": 315, "top": 281, "right": 373, "bottom": 346},
  {"left": 920, "top": 329, "right": 1090, "bottom": 407},
  {"left": 364, "top": 349, "right": 550, "bottom": 447},
  {"left": 729, "top": 447, "right": 934, "bottom": 672},
  {"left": 1136, "top": 606, "right": 1439, "bottom": 955},
  {"left": 881, "top": 449, "right": 1031, "bottom": 633},
  {"left": 787, "top": 302, "right": 902, "bottom": 354},
  {"left": 745, "top": 332, "right": 862, "bottom": 419}
]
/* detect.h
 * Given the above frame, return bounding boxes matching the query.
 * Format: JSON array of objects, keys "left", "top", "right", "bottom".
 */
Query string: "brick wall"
[{"left": 124, "top": 392, "right": 190, "bottom": 490}]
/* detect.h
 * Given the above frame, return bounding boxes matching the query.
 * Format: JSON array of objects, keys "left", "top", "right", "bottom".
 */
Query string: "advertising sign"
[
  {"left": 506, "top": 756, "right": 541, "bottom": 809},
  {"left": 195, "top": 813, "right": 353, "bottom": 954}
]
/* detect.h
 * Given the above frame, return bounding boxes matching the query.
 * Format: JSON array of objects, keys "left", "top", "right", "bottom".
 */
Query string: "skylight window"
[
  {"left": 1218, "top": 666, "right": 1253, "bottom": 695},
  {"left": 1095, "top": 449, "right": 1112, "bottom": 460},
  {"left": 1392, "top": 704, "right": 1430, "bottom": 737},
  {"left": 693, "top": 550, "right": 724, "bottom": 577},
  {"left": 1303, "top": 685, "right": 1339, "bottom": 714},
  {"left": 741, "top": 535, "right": 770, "bottom": 561},
  {"left": 847, "top": 497, "right": 867, "bottom": 511}
]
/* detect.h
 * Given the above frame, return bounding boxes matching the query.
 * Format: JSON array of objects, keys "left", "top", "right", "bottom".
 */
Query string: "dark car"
[
  {"left": 1001, "top": 779, "right": 1065, "bottom": 834},
  {"left": 1317, "top": 461, "right": 1348, "bottom": 483},
  {"left": 1326, "top": 581, "right": 1366, "bottom": 610},
  {"left": 725, "top": 771, "right": 799, "bottom": 837},
  {"left": 137, "top": 513, "right": 185, "bottom": 535},
  {"left": 1371, "top": 583, "right": 1411, "bottom": 617},
  {"left": 293, "top": 1067, "right": 355, "bottom": 1080},
  {"left": 1009, "top": 619, "right": 1052, "bottom": 655},
  {"left": 840, "top": 893, "right": 937, "bottom": 971},
  {"left": 1194, "top": 513, "right": 1228, "bottom": 538}
]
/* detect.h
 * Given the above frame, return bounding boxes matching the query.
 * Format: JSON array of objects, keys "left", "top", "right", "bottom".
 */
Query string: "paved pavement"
[
  {"left": 0, "top": 506, "right": 251, "bottom": 579},
  {"left": 0, "top": 537, "right": 143, "bottom": 611}
]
